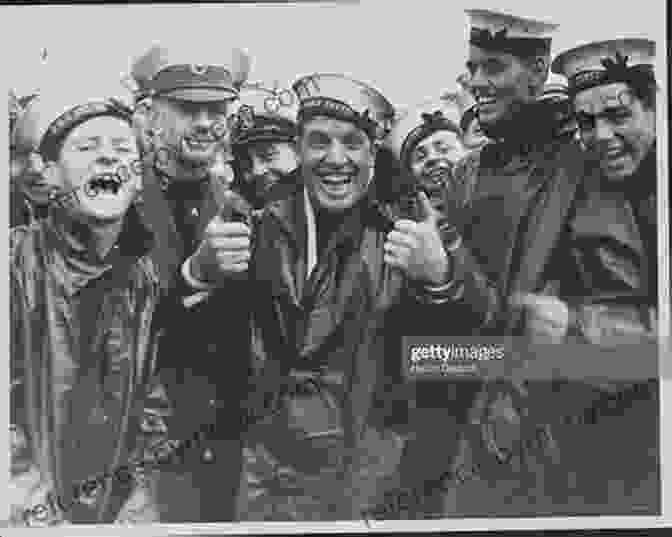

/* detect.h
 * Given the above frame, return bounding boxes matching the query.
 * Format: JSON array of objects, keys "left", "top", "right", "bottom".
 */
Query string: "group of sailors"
[{"left": 9, "top": 7, "right": 659, "bottom": 525}]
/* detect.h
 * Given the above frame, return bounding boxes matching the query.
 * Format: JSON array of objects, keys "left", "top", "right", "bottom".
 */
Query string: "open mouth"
[
  {"left": 423, "top": 166, "right": 452, "bottom": 185},
  {"left": 319, "top": 173, "right": 354, "bottom": 197},
  {"left": 476, "top": 95, "right": 497, "bottom": 107},
  {"left": 84, "top": 173, "right": 123, "bottom": 198},
  {"left": 605, "top": 147, "right": 627, "bottom": 161},
  {"left": 183, "top": 136, "right": 215, "bottom": 151}
]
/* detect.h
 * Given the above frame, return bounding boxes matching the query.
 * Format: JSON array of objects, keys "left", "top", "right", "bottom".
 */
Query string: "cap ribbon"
[
  {"left": 569, "top": 52, "right": 655, "bottom": 94},
  {"left": 470, "top": 27, "right": 551, "bottom": 56},
  {"left": 39, "top": 99, "right": 132, "bottom": 160},
  {"left": 298, "top": 96, "right": 389, "bottom": 139}
]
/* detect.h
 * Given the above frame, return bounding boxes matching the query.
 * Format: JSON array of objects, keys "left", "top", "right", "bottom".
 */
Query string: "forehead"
[
  {"left": 573, "top": 82, "right": 635, "bottom": 114},
  {"left": 64, "top": 116, "right": 134, "bottom": 142},
  {"left": 467, "top": 45, "right": 519, "bottom": 65},
  {"left": 301, "top": 115, "right": 367, "bottom": 138},
  {"left": 415, "top": 130, "right": 461, "bottom": 151},
  {"left": 248, "top": 140, "right": 295, "bottom": 155},
  {"left": 160, "top": 96, "right": 232, "bottom": 113}
]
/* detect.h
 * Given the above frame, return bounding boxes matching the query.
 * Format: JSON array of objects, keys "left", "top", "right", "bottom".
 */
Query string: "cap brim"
[{"left": 161, "top": 88, "right": 239, "bottom": 102}]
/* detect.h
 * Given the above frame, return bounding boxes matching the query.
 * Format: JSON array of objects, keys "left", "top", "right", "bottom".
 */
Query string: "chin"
[{"left": 80, "top": 199, "right": 132, "bottom": 222}]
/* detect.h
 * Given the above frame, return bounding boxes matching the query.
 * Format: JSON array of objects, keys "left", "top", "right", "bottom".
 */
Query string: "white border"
[{"left": 2, "top": 0, "right": 670, "bottom": 534}]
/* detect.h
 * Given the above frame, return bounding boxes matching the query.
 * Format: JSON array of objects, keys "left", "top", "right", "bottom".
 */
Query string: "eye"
[
  {"left": 483, "top": 59, "right": 504, "bottom": 75},
  {"left": 575, "top": 113, "right": 594, "bottom": 131},
  {"left": 307, "top": 133, "right": 330, "bottom": 149},
  {"left": 607, "top": 110, "right": 631, "bottom": 125},
  {"left": 411, "top": 148, "right": 427, "bottom": 166},
  {"left": 343, "top": 135, "right": 365, "bottom": 150},
  {"left": 76, "top": 142, "right": 97, "bottom": 152}
]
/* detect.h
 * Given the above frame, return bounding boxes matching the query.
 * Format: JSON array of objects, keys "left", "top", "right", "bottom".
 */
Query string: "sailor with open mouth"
[{"left": 387, "top": 98, "right": 467, "bottom": 212}]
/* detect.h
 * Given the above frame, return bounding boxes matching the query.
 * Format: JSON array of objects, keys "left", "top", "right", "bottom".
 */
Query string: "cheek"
[
  {"left": 274, "top": 152, "right": 298, "bottom": 173},
  {"left": 410, "top": 161, "right": 423, "bottom": 177},
  {"left": 300, "top": 148, "right": 322, "bottom": 170}
]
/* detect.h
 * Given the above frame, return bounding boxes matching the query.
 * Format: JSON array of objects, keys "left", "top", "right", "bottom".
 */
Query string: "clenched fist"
[
  {"left": 383, "top": 191, "right": 450, "bottom": 285},
  {"left": 510, "top": 293, "right": 570, "bottom": 344},
  {"left": 190, "top": 216, "right": 252, "bottom": 284}
]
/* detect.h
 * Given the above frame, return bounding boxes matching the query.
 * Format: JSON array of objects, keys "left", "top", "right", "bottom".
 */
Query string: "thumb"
[
  {"left": 416, "top": 190, "right": 440, "bottom": 224},
  {"left": 218, "top": 189, "right": 251, "bottom": 222}
]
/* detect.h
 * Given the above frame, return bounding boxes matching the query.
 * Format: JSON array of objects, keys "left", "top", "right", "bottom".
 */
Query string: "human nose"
[
  {"left": 469, "top": 68, "right": 488, "bottom": 94},
  {"left": 192, "top": 108, "right": 214, "bottom": 133},
  {"left": 96, "top": 143, "right": 121, "bottom": 166},
  {"left": 251, "top": 156, "right": 269, "bottom": 176},
  {"left": 324, "top": 140, "right": 348, "bottom": 166},
  {"left": 594, "top": 118, "right": 615, "bottom": 142}
]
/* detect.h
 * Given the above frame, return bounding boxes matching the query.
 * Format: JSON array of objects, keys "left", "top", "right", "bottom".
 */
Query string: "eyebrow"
[
  {"left": 111, "top": 137, "right": 134, "bottom": 145},
  {"left": 577, "top": 105, "right": 630, "bottom": 116}
]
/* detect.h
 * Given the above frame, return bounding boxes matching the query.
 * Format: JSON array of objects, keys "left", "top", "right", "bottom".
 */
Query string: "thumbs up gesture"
[
  {"left": 190, "top": 207, "right": 252, "bottom": 284},
  {"left": 384, "top": 191, "right": 450, "bottom": 285}
]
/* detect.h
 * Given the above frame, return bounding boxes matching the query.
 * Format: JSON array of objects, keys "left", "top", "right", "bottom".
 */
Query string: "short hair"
[{"left": 629, "top": 77, "right": 657, "bottom": 110}]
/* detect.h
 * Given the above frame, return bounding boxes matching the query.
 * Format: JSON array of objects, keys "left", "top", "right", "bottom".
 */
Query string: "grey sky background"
[{"left": 4, "top": 0, "right": 667, "bottom": 111}]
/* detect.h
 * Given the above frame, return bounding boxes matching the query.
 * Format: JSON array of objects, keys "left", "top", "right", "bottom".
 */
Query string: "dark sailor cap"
[
  {"left": 466, "top": 8, "right": 558, "bottom": 57},
  {"left": 292, "top": 73, "right": 395, "bottom": 140}
]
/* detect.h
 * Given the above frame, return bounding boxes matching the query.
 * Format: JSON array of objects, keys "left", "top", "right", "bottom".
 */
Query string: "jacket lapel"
[
  {"left": 511, "top": 142, "right": 584, "bottom": 297},
  {"left": 263, "top": 188, "right": 306, "bottom": 308},
  {"left": 134, "top": 168, "right": 183, "bottom": 290}
]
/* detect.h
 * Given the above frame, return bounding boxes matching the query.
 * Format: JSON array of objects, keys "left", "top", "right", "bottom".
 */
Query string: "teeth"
[{"left": 321, "top": 175, "right": 352, "bottom": 184}]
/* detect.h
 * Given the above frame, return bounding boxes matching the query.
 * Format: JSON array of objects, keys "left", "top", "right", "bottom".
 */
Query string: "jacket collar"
[
  {"left": 265, "top": 170, "right": 392, "bottom": 244},
  {"left": 46, "top": 205, "right": 155, "bottom": 297}
]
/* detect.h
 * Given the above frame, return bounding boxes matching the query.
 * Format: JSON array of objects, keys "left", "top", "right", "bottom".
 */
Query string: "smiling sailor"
[{"left": 10, "top": 87, "right": 169, "bottom": 525}]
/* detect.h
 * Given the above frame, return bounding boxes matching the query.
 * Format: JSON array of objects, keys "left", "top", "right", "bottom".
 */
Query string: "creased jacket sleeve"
[{"left": 409, "top": 150, "right": 499, "bottom": 329}]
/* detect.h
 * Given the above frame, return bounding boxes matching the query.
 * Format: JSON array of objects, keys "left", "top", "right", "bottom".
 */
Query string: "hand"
[
  {"left": 510, "top": 293, "right": 570, "bottom": 344},
  {"left": 190, "top": 214, "right": 252, "bottom": 284},
  {"left": 384, "top": 191, "right": 449, "bottom": 285}
]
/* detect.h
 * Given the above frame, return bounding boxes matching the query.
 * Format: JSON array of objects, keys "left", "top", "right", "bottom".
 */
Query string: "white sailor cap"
[
  {"left": 551, "top": 38, "right": 656, "bottom": 94},
  {"left": 387, "top": 98, "right": 462, "bottom": 165},
  {"left": 466, "top": 8, "right": 558, "bottom": 57},
  {"left": 127, "top": 42, "right": 251, "bottom": 103},
  {"left": 232, "top": 84, "right": 298, "bottom": 147},
  {"left": 292, "top": 73, "right": 395, "bottom": 140}
]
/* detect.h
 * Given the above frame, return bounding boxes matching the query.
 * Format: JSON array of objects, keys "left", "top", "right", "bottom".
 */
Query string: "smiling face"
[
  {"left": 240, "top": 140, "right": 298, "bottom": 199},
  {"left": 466, "top": 45, "right": 545, "bottom": 135},
  {"left": 47, "top": 116, "right": 140, "bottom": 223},
  {"left": 298, "top": 116, "right": 377, "bottom": 213},
  {"left": 408, "top": 130, "right": 465, "bottom": 202},
  {"left": 11, "top": 147, "right": 59, "bottom": 206},
  {"left": 149, "top": 97, "right": 232, "bottom": 178},
  {"left": 574, "top": 82, "right": 656, "bottom": 182}
]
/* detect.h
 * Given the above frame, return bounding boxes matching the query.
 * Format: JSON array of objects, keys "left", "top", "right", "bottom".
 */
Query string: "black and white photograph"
[{"left": 4, "top": 0, "right": 669, "bottom": 533}]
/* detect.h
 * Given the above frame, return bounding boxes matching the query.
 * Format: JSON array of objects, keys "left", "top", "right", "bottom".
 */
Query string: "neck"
[
  {"left": 53, "top": 208, "right": 125, "bottom": 263},
  {"left": 625, "top": 144, "right": 657, "bottom": 200},
  {"left": 483, "top": 99, "right": 555, "bottom": 147}
]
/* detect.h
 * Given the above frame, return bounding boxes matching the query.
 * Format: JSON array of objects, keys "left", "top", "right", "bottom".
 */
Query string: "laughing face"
[
  {"left": 10, "top": 148, "right": 59, "bottom": 206},
  {"left": 240, "top": 140, "right": 298, "bottom": 200},
  {"left": 574, "top": 82, "right": 656, "bottom": 182},
  {"left": 298, "top": 116, "right": 377, "bottom": 213},
  {"left": 148, "top": 97, "right": 232, "bottom": 180},
  {"left": 47, "top": 116, "right": 140, "bottom": 222},
  {"left": 466, "top": 46, "right": 544, "bottom": 136},
  {"left": 407, "top": 130, "right": 465, "bottom": 205}
]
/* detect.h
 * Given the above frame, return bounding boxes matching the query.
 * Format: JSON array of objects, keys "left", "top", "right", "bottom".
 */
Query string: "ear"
[
  {"left": 41, "top": 158, "right": 64, "bottom": 191},
  {"left": 370, "top": 139, "right": 380, "bottom": 160},
  {"left": 528, "top": 56, "right": 550, "bottom": 95},
  {"left": 292, "top": 135, "right": 303, "bottom": 165}
]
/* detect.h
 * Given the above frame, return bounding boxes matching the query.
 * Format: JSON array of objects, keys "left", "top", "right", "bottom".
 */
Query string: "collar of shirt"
[{"left": 45, "top": 206, "right": 154, "bottom": 297}]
